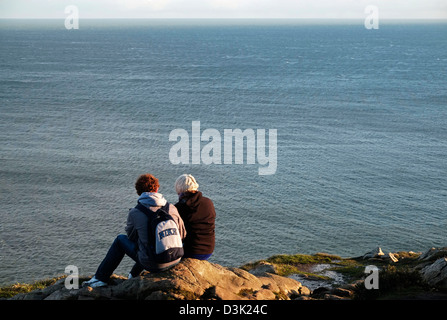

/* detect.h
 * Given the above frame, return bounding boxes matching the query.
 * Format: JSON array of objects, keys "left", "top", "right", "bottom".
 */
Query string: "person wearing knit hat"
[{"left": 174, "top": 174, "right": 216, "bottom": 261}]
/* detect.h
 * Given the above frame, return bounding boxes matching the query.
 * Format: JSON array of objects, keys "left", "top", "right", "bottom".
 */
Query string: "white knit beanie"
[{"left": 175, "top": 174, "right": 199, "bottom": 194}]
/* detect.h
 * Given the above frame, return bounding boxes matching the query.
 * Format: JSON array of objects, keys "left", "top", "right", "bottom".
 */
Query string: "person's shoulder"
[
  {"left": 200, "top": 194, "right": 214, "bottom": 203},
  {"left": 174, "top": 201, "right": 183, "bottom": 208},
  {"left": 129, "top": 206, "right": 139, "bottom": 214},
  {"left": 129, "top": 205, "right": 149, "bottom": 217},
  {"left": 127, "top": 206, "right": 147, "bottom": 224},
  {"left": 199, "top": 195, "right": 215, "bottom": 210},
  {"left": 168, "top": 202, "right": 180, "bottom": 214}
]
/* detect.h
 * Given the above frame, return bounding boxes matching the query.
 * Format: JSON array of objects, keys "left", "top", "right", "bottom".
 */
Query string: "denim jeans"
[
  {"left": 94, "top": 234, "right": 145, "bottom": 282},
  {"left": 183, "top": 253, "right": 213, "bottom": 260}
]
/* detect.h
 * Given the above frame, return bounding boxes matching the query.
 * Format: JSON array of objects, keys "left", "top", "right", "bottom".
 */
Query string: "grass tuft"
[{"left": 0, "top": 277, "right": 63, "bottom": 299}]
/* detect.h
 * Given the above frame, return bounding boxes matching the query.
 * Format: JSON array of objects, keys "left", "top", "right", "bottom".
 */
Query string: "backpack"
[{"left": 136, "top": 202, "right": 184, "bottom": 264}]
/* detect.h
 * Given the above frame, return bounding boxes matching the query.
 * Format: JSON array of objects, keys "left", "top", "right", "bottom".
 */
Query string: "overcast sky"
[{"left": 1, "top": 0, "right": 446, "bottom": 19}]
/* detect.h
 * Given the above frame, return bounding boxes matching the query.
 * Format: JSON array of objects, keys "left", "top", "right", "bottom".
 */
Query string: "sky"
[{"left": 0, "top": 0, "right": 446, "bottom": 19}]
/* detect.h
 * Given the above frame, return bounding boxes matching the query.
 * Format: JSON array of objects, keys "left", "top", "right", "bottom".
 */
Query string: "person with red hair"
[{"left": 83, "top": 173, "right": 186, "bottom": 288}]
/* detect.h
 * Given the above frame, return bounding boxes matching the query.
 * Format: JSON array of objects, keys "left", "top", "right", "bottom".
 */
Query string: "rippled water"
[{"left": 1, "top": 20, "right": 446, "bottom": 285}]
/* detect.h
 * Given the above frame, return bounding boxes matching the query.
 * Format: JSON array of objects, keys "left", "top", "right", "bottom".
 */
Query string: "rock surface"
[
  {"left": 6, "top": 247, "right": 447, "bottom": 300},
  {"left": 362, "top": 246, "right": 398, "bottom": 262},
  {"left": 9, "top": 258, "right": 310, "bottom": 300},
  {"left": 418, "top": 247, "right": 447, "bottom": 262},
  {"left": 420, "top": 257, "right": 447, "bottom": 290}
]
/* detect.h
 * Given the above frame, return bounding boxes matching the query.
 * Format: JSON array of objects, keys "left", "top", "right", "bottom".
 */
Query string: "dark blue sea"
[{"left": 1, "top": 19, "right": 446, "bottom": 285}]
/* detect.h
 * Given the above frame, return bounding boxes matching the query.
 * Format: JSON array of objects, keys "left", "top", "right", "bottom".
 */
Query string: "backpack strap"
[{"left": 135, "top": 201, "right": 172, "bottom": 251}]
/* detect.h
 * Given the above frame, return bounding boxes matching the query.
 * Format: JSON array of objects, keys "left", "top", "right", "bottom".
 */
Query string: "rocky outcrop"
[
  {"left": 362, "top": 247, "right": 399, "bottom": 262},
  {"left": 420, "top": 258, "right": 447, "bottom": 290},
  {"left": 9, "top": 258, "right": 310, "bottom": 300},
  {"left": 418, "top": 247, "right": 447, "bottom": 262},
  {"left": 6, "top": 247, "right": 447, "bottom": 300}
]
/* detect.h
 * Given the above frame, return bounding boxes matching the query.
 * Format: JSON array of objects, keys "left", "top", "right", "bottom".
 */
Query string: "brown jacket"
[{"left": 175, "top": 191, "right": 215, "bottom": 255}]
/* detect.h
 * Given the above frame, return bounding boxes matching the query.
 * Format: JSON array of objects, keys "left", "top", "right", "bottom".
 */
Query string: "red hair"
[{"left": 135, "top": 174, "right": 160, "bottom": 195}]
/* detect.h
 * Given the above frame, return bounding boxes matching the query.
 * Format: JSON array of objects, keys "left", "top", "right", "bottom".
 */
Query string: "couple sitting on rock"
[{"left": 84, "top": 173, "right": 216, "bottom": 288}]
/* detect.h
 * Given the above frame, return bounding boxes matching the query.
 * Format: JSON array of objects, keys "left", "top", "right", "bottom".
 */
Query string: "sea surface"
[{"left": 1, "top": 19, "right": 446, "bottom": 286}]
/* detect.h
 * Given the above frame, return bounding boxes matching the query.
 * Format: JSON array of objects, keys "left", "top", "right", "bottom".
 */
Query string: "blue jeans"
[
  {"left": 183, "top": 253, "right": 213, "bottom": 260},
  {"left": 94, "top": 234, "right": 145, "bottom": 282}
]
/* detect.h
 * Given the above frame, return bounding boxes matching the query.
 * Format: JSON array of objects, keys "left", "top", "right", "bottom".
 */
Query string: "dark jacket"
[{"left": 175, "top": 191, "right": 215, "bottom": 255}]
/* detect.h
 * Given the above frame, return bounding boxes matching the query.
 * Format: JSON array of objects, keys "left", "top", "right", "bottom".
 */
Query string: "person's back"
[
  {"left": 175, "top": 191, "right": 215, "bottom": 258},
  {"left": 174, "top": 174, "right": 216, "bottom": 260},
  {"left": 83, "top": 173, "right": 186, "bottom": 288},
  {"left": 127, "top": 191, "right": 186, "bottom": 271}
]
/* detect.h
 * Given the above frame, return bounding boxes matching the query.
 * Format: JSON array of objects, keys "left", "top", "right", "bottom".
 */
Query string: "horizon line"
[
  {"left": 1, "top": 17, "right": 447, "bottom": 24},
  {"left": 1, "top": 17, "right": 447, "bottom": 20}
]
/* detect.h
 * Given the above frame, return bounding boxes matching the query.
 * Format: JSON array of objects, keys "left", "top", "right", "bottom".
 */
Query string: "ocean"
[{"left": 0, "top": 19, "right": 446, "bottom": 286}]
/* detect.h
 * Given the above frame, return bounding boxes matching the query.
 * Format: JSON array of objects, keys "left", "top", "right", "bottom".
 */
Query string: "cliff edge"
[
  {"left": 8, "top": 258, "right": 309, "bottom": 301},
  {"left": 5, "top": 247, "right": 447, "bottom": 300}
]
